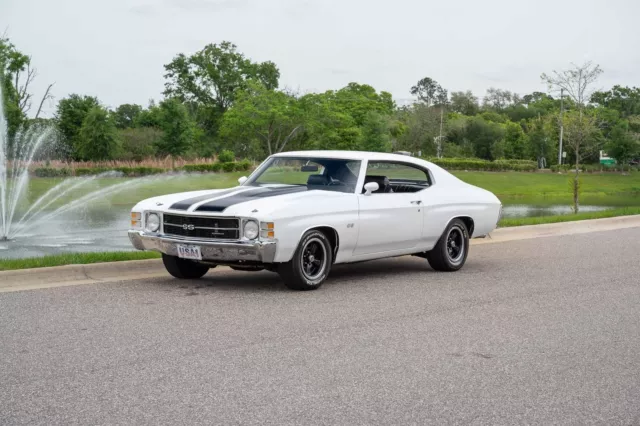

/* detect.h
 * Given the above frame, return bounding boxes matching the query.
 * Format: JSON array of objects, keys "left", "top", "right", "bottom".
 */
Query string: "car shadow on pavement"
[{"left": 151, "top": 256, "right": 437, "bottom": 294}]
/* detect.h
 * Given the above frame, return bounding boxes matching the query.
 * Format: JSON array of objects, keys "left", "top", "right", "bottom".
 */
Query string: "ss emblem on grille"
[{"left": 183, "top": 224, "right": 195, "bottom": 231}]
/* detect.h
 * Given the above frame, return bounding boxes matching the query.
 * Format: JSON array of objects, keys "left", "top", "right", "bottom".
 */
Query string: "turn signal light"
[
  {"left": 131, "top": 212, "right": 142, "bottom": 229},
  {"left": 260, "top": 222, "right": 275, "bottom": 239}
]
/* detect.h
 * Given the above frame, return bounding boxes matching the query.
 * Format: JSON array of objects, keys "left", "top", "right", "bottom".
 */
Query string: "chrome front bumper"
[{"left": 128, "top": 231, "right": 277, "bottom": 263}]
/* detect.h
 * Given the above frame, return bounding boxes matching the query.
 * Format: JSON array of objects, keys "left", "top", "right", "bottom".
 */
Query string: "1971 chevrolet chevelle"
[{"left": 129, "top": 151, "right": 502, "bottom": 290}]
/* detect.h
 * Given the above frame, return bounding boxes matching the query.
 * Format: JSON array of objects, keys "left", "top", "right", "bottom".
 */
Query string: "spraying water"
[{"left": 0, "top": 82, "right": 185, "bottom": 250}]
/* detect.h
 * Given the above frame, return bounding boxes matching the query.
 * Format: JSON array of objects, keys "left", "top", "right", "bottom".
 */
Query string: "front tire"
[
  {"left": 162, "top": 254, "right": 210, "bottom": 279},
  {"left": 278, "top": 230, "right": 333, "bottom": 291},
  {"left": 426, "top": 219, "right": 469, "bottom": 272}
]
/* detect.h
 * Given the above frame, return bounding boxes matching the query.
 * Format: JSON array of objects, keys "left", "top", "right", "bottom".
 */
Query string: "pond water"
[{"left": 1, "top": 195, "right": 639, "bottom": 260}]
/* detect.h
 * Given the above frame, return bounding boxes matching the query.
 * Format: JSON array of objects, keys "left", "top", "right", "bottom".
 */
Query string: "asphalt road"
[{"left": 1, "top": 228, "right": 640, "bottom": 426}]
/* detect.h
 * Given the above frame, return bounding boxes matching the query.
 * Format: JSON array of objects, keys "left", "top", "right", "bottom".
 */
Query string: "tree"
[
  {"left": 156, "top": 98, "right": 197, "bottom": 162},
  {"left": 77, "top": 106, "right": 120, "bottom": 161},
  {"left": 542, "top": 62, "right": 604, "bottom": 212},
  {"left": 55, "top": 94, "right": 100, "bottom": 159},
  {"left": 395, "top": 103, "right": 440, "bottom": 156},
  {"left": 360, "top": 112, "right": 391, "bottom": 152},
  {"left": 502, "top": 121, "right": 527, "bottom": 159},
  {"left": 135, "top": 101, "right": 163, "bottom": 128},
  {"left": 325, "top": 83, "right": 395, "bottom": 126},
  {"left": 605, "top": 124, "right": 638, "bottom": 166},
  {"left": 482, "top": 88, "right": 520, "bottom": 111},
  {"left": 0, "top": 34, "right": 54, "bottom": 126},
  {"left": 219, "top": 81, "right": 304, "bottom": 157},
  {"left": 563, "top": 111, "right": 602, "bottom": 212},
  {"left": 118, "top": 127, "right": 162, "bottom": 161},
  {"left": 465, "top": 116, "right": 505, "bottom": 160},
  {"left": 450, "top": 91, "right": 479, "bottom": 116},
  {"left": 299, "top": 92, "right": 363, "bottom": 151},
  {"left": 163, "top": 41, "right": 280, "bottom": 137},
  {"left": 113, "top": 104, "right": 143, "bottom": 129},
  {"left": 591, "top": 85, "right": 640, "bottom": 118},
  {"left": 410, "top": 77, "right": 448, "bottom": 106},
  {"left": 541, "top": 61, "right": 603, "bottom": 115}
]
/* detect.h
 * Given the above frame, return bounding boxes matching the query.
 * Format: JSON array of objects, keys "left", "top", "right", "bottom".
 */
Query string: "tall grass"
[{"left": 21, "top": 156, "right": 222, "bottom": 171}]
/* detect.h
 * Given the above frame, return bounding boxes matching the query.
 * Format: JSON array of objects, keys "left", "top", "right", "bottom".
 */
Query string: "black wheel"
[
  {"left": 278, "top": 229, "right": 333, "bottom": 291},
  {"left": 162, "top": 254, "right": 210, "bottom": 279},
  {"left": 426, "top": 219, "right": 469, "bottom": 272}
]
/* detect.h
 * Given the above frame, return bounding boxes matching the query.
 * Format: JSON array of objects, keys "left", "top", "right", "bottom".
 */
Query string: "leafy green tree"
[
  {"left": 118, "top": 127, "right": 162, "bottom": 161},
  {"left": 135, "top": 101, "right": 163, "bottom": 128},
  {"left": 219, "top": 81, "right": 304, "bottom": 156},
  {"left": 502, "top": 121, "right": 527, "bottom": 159},
  {"left": 525, "top": 117, "right": 556, "bottom": 165},
  {"left": 299, "top": 92, "right": 362, "bottom": 151},
  {"left": 163, "top": 41, "right": 280, "bottom": 138},
  {"left": 395, "top": 103, "right": 440, "bottom": 156},
  {"left": 605, "top": 124, "right": 639, "bottom": 165},
  {"left": 482, "top": 88, "right": 520, "bottom": 111},
  {"left": 325, "top": 83, "right": 394, "bottom": 126},
  {"left": 55, "top": 94, "right": 100, "bottom": 159},
  {"left": 78, "top": 106, "right": 120, "bottom": 161},
  {"left": 410, "top": 77, "right": 448, "bottom": 107},
  {"left": 591, "top": 85, "right": 640, "bottom": 118},
  {"left": 0, "top": 35, "right": 54, "bottom": 134},
  {"left": 450, "top": 91, "right": 479, "bottom": 116},
  {"left": 156, "top": 98, "right": 197, "bottom": 161},
  {"left": 466, "top": 116, "right": 505, "bottom": 160},
  {"left": 113, "top": 104, "right": 143, "bottom": 129},
  {"left": 360, "top": 112, "right": 391, "bottom": 152}
]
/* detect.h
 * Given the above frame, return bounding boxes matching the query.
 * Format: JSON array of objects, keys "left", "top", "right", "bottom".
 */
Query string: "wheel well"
[
  {"left": 311, "top": 226, "right": 339, "bottom": 262},
  {"left": 456, "top": 216, "right": 475, "bottom": 237}
]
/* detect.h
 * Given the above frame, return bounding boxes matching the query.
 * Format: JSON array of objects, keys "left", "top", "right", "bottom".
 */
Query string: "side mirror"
[
  {"left": 363, "top": 182, "right": 379, "bottom": 195},
  {"left": 238, "top": 176, "right": 248, "bottom": 185}
]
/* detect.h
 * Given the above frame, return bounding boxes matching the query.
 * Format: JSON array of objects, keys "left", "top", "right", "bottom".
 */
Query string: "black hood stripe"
[
  {"left": 170, "top": 188, "right": 245, "bottom": 210},
  {"left": 195, "top": 186, "right": 309, "bottom": 212}
]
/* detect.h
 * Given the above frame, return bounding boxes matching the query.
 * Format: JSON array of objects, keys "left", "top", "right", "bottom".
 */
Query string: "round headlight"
[
  {"left": 146, "top": 213, "right": 161, "bottom": 233},
  {"left": 243, "top": 220, "right": 259, "bottom": 240}
]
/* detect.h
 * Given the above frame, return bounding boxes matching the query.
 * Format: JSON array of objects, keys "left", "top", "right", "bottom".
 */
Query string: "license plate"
[{"left": 176, "top": 244, "right": 202, "bottom": 260}]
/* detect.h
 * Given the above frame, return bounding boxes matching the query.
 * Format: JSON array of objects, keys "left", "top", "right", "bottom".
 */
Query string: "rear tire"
[
  {"left": 279, "top": 230, "right": 333, "bottom": 291},
  {"left": 426, "top": 219, "right": 469, "bottom": 272},
  {"left": 162, "top": 254, "right": 210, "bottom": 279}
]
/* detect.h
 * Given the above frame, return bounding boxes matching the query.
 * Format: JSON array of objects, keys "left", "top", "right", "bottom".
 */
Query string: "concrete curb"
[{"left": 2, "top": 214, "right": 640, "bottom": 293}]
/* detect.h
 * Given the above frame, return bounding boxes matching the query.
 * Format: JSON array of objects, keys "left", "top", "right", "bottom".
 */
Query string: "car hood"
[{"left": 133, "top": 185, "right": 353, "bottom": 218}]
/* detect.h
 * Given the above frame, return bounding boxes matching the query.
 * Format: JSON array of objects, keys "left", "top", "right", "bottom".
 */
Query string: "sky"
[{"left": 2, "top": 0, "right": 639, "bottom": 117}]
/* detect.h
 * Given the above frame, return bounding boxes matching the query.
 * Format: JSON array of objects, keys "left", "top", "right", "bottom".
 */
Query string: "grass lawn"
[
  {"left": 21, "top": 170, "right": 640, "bottom": 205},
  {"left": 453, "top": 171, "right": 640, "bottom": 198},
  {"left": 0, "top": 251, "right": 161, "bottom": 271}
]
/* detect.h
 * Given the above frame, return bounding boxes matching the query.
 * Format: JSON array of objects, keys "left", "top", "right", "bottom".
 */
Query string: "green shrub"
[
  {"left": 237, "top": 159, "right": 252, "bottom": 171},
  {"left": 33, "top": 167, "right": 72, "bottom": 178},
  {"left": 221, "top": 162, "right": 237, "bottom": 172},
  {"left": 218, "top": 150, "right": 235, "bottom": 163},
  {"left": 424, "top": 157, "right": 537, "bottom": 172},
  {"left": 182, "top": 163, "right": 224, "bottom": 173}
]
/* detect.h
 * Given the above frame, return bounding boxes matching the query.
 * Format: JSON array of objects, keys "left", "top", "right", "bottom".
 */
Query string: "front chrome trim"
[{"left": 128, "top": 231, "right": 277, "bottom": 263}]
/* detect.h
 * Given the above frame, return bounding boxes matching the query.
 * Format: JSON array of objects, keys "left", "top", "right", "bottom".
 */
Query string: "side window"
[{"left": 364, "top": 161, "right": 432, "bottom": 193}]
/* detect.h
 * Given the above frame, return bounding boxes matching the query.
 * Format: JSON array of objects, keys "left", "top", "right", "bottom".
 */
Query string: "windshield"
[{"left": 244, "top": 157, "right": 362, "bottom": 194}]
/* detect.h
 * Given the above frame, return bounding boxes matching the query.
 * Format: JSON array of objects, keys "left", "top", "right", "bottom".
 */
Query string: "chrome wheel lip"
[
  {"left": 446, "top": 225, "right": 466, "bottom": 265},
  {"left": 300, "top": 237, "right": 327, "bottom": 281}
]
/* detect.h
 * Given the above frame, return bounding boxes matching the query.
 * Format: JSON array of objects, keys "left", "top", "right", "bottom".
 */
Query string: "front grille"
[{"left": 163, "top": 214, "right": 240, "bottom": 240}]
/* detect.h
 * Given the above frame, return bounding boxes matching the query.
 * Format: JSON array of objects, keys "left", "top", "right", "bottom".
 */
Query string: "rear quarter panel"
[{"left": 421, "top": 182, "right": 501, "bottom": 248}]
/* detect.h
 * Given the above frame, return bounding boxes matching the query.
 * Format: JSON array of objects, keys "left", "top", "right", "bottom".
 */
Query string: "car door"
[{"left": 353, "top": 161, "right": 427, "bottom": 255}]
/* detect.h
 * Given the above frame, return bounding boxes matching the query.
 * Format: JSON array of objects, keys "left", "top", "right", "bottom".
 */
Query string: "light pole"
[{"left": 558, "top": 88, "right": 564, "bottom": 165}]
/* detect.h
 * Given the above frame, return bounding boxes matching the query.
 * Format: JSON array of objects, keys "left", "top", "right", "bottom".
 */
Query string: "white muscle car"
[{"left": 129, "top": 151, "right": 502, "bottom": 290}]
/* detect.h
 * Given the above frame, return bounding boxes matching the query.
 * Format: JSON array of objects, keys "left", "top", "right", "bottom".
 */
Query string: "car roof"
[{"left": 271, "top": 150, "right": 423, "bottom": 163}]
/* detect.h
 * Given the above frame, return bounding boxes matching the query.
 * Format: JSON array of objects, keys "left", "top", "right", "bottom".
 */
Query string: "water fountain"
[{"left": 0, "top": 84, "right": 188, "bottom": 258}]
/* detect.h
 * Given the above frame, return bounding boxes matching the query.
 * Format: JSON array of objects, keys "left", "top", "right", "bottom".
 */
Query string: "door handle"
[{"left": 410, "top": 200, "right": 422, "bottom": 205}]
